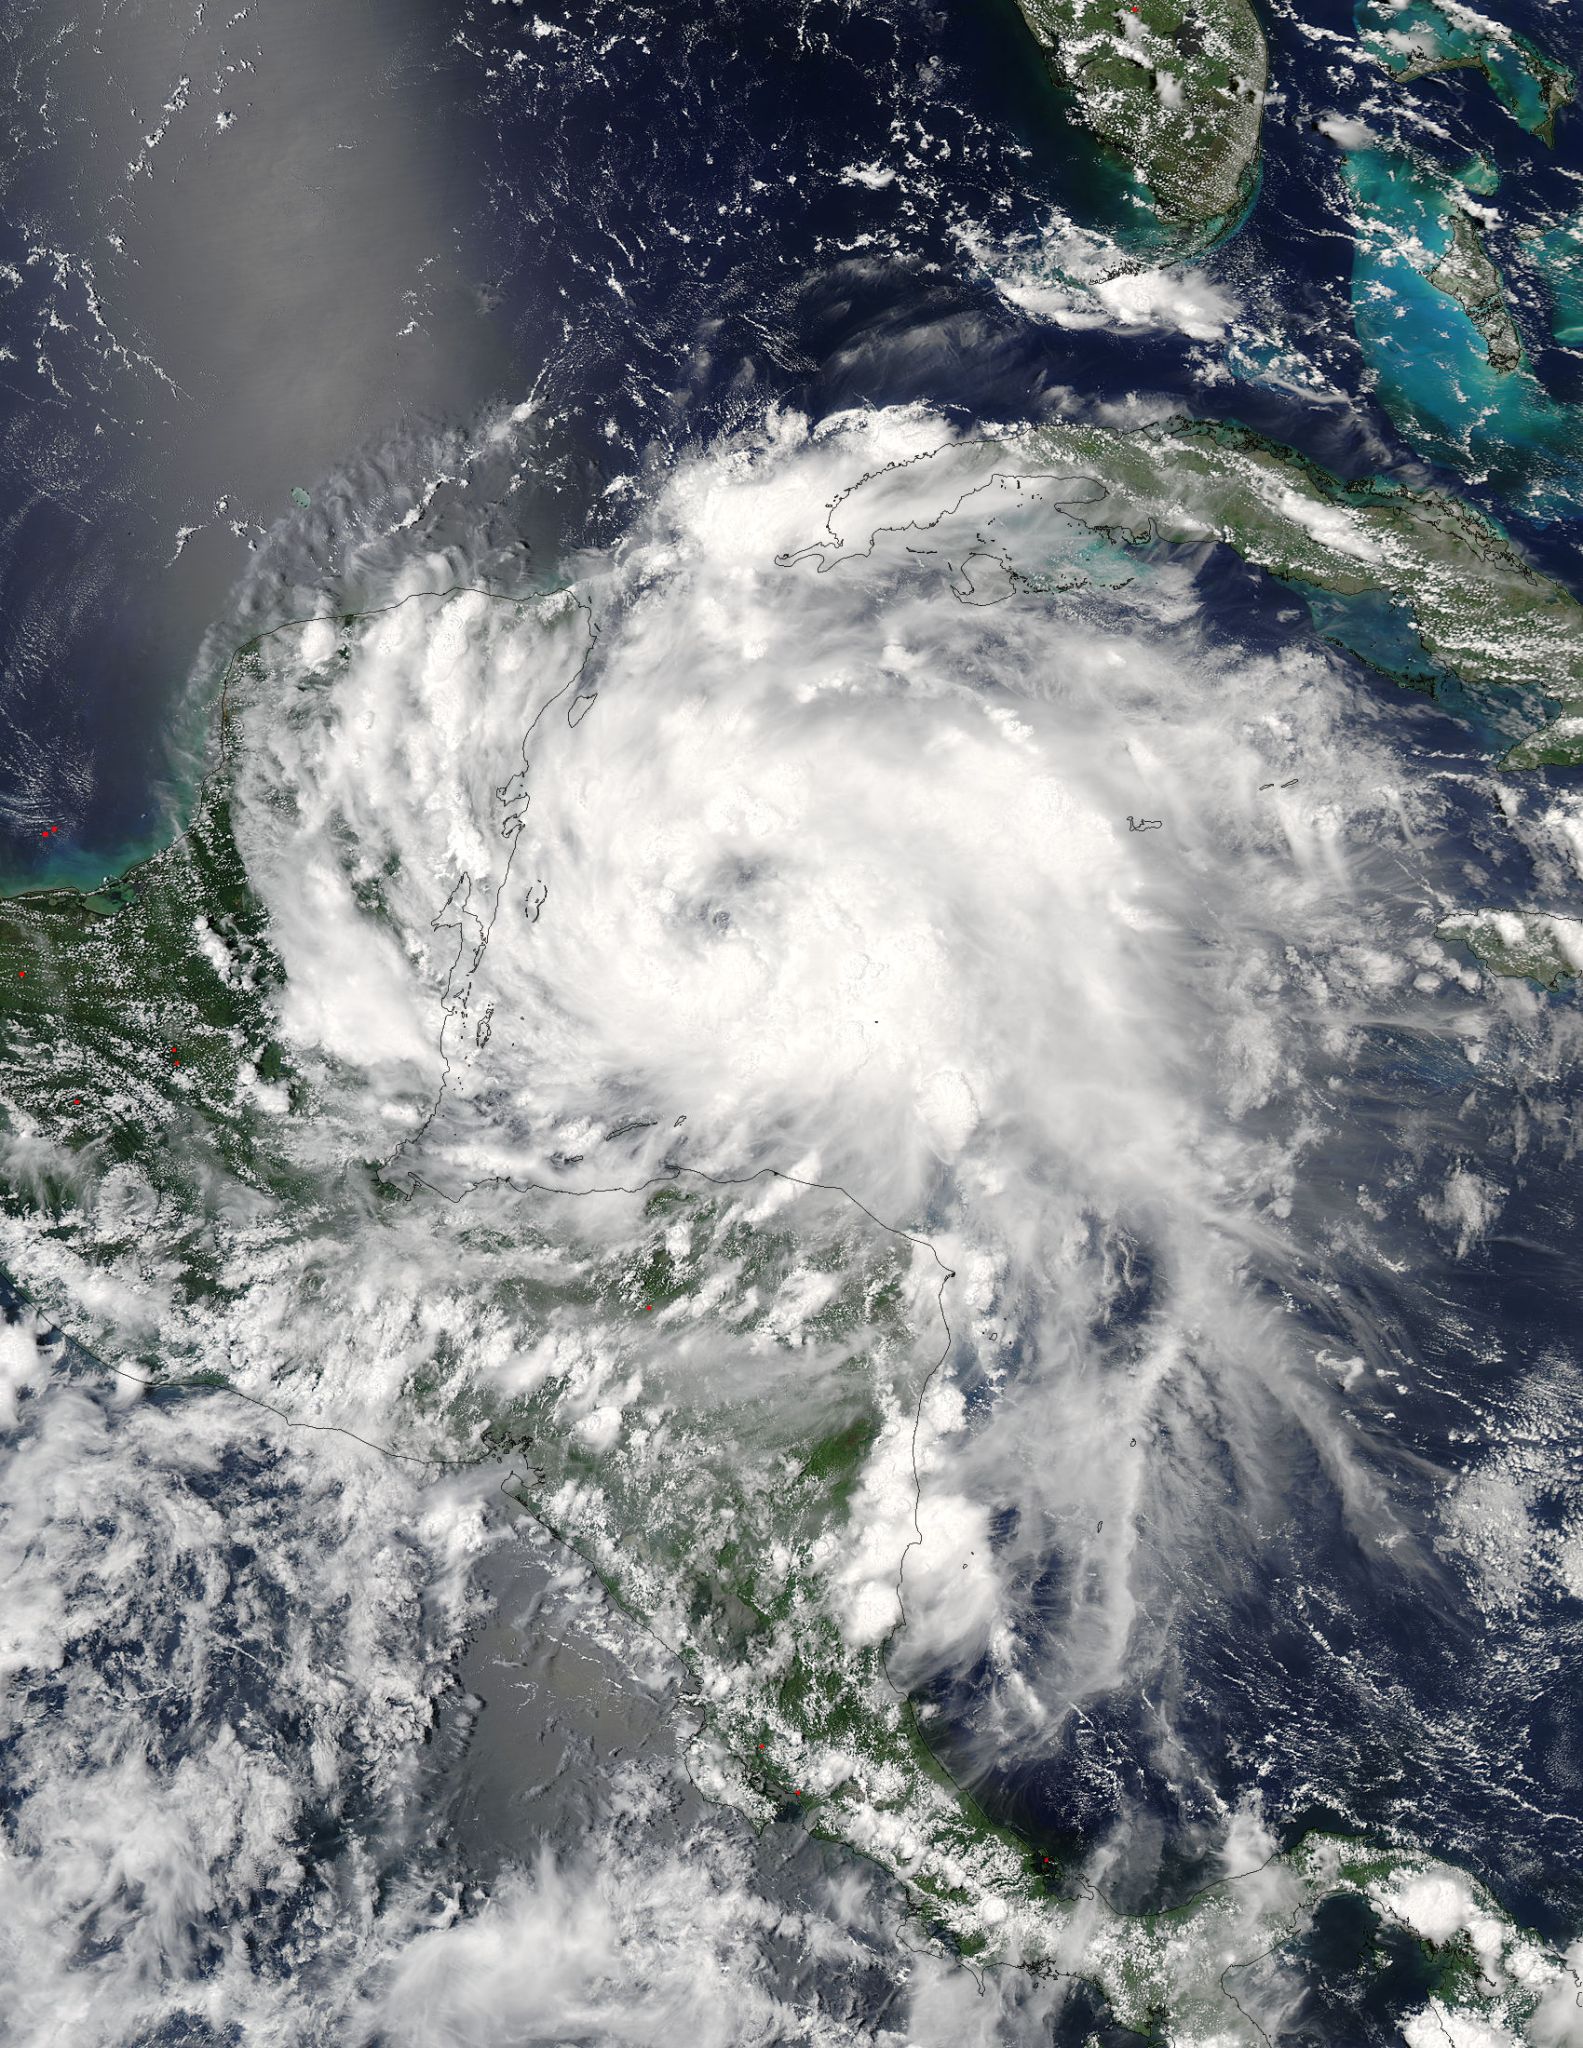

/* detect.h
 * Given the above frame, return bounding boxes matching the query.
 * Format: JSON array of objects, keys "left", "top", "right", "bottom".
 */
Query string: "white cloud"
[
  {"left": 957, "top": 215, "right": 1240, "bottom": 341},
  {"left": 0, "top": 1310, "right": 49, "bottom": 1428},
  {"left": 0, "top": 400, "right": 1558, "bottom": 2035}
]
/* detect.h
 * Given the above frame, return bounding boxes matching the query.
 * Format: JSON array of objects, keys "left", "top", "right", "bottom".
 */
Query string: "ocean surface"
[
  {"left": 5, "top": 3, "right": 1583, "bottom": 2043},
  {"left": 8, "top": 0, "right": 1579, "bottom": 888}
]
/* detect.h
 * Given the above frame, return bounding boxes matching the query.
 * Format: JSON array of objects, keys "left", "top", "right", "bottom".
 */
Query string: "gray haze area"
[{"left": 0, "top": 0, "right": 508, "bottom": 876}]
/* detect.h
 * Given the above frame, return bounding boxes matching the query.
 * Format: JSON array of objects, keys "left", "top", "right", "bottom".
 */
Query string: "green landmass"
[
  {"left": 1010, "top": 0, "right": 1267, "bottom": 232},
  {"left": 1020, "top": 419, "right": 1583, "bottom": 768},
  {"left": 1428, "top": 205, "right": 1522, "bottom": 373},
  {"left": 478, "top": 1185, "right": 1060, "bottom": 1953},
  {"left": 0, "top": 722, "right": 320, "bottom": 1356},
  {"left": 1440, "top": 908, "right": 1583, "bottom": 987},
  {"left": 803, "top": 414, "right": 1583, "bottom": 764},
  {"left": 1337, "top": 144, "right": 1583, "bottom": 516},
  {"left": 1359, "top": 0, "right": 1574, "bottom": 143},
  {"left": 2, "top": 585, "right": 1581, "bottom": 2040}
]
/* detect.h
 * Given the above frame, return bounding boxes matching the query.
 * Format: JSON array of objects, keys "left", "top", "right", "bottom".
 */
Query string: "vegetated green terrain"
[
  {"left": 0, "top": 708, "right": 316, "bottom": 1365},
  {"left": 2, "top": 592, "right": 1579, "bottom": 2042},
  {"left": 1428, "top": 207, "right": 1523, "bottom": 372},
  {"left": 1026, "top": 415, "right": 1583, "bottom": 765},
  {"left": 805, "top": 413, "right": 1583, "bottom": 765},
  {"left": 1439, "top": 909, "right": 1583, "bottom": 989},
  {"left": 1358, "top": 0, "right": 1574, "bottom": 143},
  {"left": 1012, "top": 0, "right": 1267, "bottom": 232}
]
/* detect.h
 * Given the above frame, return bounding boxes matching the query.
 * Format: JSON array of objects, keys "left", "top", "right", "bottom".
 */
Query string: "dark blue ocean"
[
  {"left": 4, "top": 2, "right": 1583, "bottom": 2038},
  {"left": 7, "top": 0, "right": 1579, "bottom": 888}
]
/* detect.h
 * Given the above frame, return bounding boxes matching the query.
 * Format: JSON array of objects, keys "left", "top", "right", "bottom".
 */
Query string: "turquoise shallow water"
[
  {"left": 1291, "top": 580, "right": 1551, "bottom": 755},
  {"left": 1356, "top": 0, "right": 1572, "bottom": 139},
  {"left": 1344, "top": 146, "right": 1583, "bottom": 520},
  {"left": 10, "top": 8, "right": 1583, "bottom": 2041},
  {"left": 1536, "top": 207, "right": 1583, "bottom": 349},
  {"left": 1294, "top": 582, "right": 1446, "bottom": 688}
]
